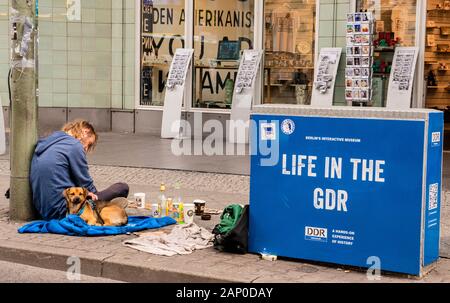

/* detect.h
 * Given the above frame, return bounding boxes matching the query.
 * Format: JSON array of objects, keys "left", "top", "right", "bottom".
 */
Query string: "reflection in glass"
[
  {"left": 356, "top": 0, "right": 417, "bottom": 107},
  {"left": 356, "top": 0, "right": 417, "bottom": 47},
  {"left": 193, "top": 0, "right": 254, "bottom": 109},
  {"left": 140, "top": 0, "right": 185, "bottom": 106},
  {"left": 263, "top": 0, "right": 316, "bottom": 105},
  {"left": 423, "top": 0, "right": 450, "bottom": 110}
]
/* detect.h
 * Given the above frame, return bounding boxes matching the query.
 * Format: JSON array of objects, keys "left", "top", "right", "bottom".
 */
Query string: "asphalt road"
[{"left": 0, "top": 260, "right": 122, "bottom": 283}]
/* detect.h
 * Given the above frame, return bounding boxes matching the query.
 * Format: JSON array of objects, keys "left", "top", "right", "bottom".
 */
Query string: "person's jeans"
[{"left": 96, "top": 183, "right": 129, "bottom": 201}]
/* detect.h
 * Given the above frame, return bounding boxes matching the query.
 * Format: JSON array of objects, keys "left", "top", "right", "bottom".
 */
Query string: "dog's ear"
[
  {"left": 63, "top": 188, "right": 70, "bottom": 201},
  {"left": 83, "top": 188, "right": 88, "bottom": 198}
]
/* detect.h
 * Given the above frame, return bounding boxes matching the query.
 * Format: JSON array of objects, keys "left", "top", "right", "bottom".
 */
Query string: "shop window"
[
  {"left": 193, "top": 0, "right": 254, "bottom": 109},
  {"left": 262, "top": 0, "right": 316, "bottom": 105},
  {"left": 424, "top": 0, "right": 450, "bottom": 120},
  {"left": 356, "top": 0, "right": 417, "bottom": 107},
  {"left": 140, "top": 0, "right": 185, "bottom": 106},
  {"left": 357, "top": 0, "right": 417, "bottom": 46}
]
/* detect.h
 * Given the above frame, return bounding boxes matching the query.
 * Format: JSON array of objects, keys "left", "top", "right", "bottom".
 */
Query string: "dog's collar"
[{"left": 76, "top": 199, "right": 96, "bottom": 217}]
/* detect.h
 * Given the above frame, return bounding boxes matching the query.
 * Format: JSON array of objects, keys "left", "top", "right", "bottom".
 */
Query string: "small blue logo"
[
  {"left": 261, "top": 123, "right": 276, "bottom": 141},
  {"left": 281, "top": 119, "right": 295, "bottom": 135}
]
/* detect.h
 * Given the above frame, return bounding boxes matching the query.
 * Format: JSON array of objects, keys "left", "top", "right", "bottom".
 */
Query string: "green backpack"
[{"left": 212, "top": 204, "right": 249, "bottom": 254}]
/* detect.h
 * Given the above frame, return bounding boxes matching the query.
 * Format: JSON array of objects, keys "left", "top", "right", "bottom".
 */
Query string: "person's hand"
[{"left": 88, "top": 192, "right": 98, "bottom": 201}]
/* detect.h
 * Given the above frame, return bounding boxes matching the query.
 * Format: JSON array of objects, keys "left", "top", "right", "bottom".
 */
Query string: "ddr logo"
[{"left": 305, "top": 226, "right": 328, "bottom": 243}]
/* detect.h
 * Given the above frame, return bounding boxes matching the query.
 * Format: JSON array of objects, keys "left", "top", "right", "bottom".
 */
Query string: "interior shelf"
[
  {"left": 374, "top": 47, "right": 395, "bottom": 52},
  {"left": 427, "top": 86, "right": 450, "bottom": 90},
  {"left": 425, "top": 3, "right": 450, "bottom": 109},
  {"left": 265, "top": 66, "right": 314, "bottom": 70},
  {"left": 427, "top": 9, "right": 450, "bottom": 12}
]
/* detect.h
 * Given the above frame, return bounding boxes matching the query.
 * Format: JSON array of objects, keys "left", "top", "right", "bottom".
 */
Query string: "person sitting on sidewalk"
[{"left": 30, "top": 119, "right": 129, "bottom": 220}]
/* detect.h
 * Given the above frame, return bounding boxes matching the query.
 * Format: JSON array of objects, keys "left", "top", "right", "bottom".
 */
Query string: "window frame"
[
  {"left": 135, "top": 0, "right": 260, "bottom": 112},
  {"left": 133, "top": 1, "right": 430, "bottom": 111}
]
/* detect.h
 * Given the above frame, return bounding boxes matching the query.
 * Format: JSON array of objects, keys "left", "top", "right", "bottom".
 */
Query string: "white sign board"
[
  {"left": 161, "top": 48, "right": 194, "bottom": 139},
  {"left": 229, "top": 50, "right": 263, "bottom": 144},
  {"left": 311, "top": 48, "right": 342, "bottom": 107},
  {"left": 386, "top": 47, "right": 419, "bottom": 110},
  {"left": 0, "top": 96, "right": 5, "bottom": 155}
]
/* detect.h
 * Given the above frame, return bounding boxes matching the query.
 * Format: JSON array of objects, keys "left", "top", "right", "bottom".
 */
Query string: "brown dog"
[{"left": 64, "top": 187, "right": 128, "bottom": 226}]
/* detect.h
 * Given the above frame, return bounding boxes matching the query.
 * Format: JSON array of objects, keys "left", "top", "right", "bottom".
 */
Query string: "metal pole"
[{"left": 9, "top": 0, "right": 38, "bottom": 221}]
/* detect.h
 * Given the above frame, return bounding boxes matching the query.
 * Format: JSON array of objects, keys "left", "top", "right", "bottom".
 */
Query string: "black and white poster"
[
  {"left": 311, "top": 48, "right": 342, "bottom": 107},
  {"left": 386, "top": 47, "right": 419, "bottom": 110},
  {"left": 229, "top": 50, "right": 263, "bottom": 144},
  {"left": 234, "top": 50, "right": 262, "bottom": 94},
  {"left": 161, "top": 49, "right": 194, "bottom": 139}
]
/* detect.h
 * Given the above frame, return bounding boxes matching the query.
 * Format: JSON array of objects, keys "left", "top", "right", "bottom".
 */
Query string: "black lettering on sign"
[
  {"left": 206, "top": 10, "right": 213, "bottom": 27},
  {"left": 239, "top": 36, "right": 253, "bottom": 49},
  {"left": 202, "top": 72, "right": 213, "bottom": 95},
  {"left": 152, "top": 36, "right": 165, "bottom": 57},
  {"left": 217, "top": 10, "right": 224, "bottom": 27},
  {"left": 216, "top": 72, "right": 235, "bottom": 93},
  {"left": 152, "top": 8, "right": 160, "bottom": 24},
  {"left": 245, "top": 11, "right": 252, "bottom": 27},
  {"left": 141, "top": 67, "right": 152, "bottom": 105},
  {"left": 169, "top": 35, "right": 185, "bottom": 57},
  {"left": 142, "top": 2, "right": 152, "bottom": 14},
  {"left": 198, "top": 9, "right": 204, "bottom": 26},
  {"left": 198, "top": 35, "right": 204, "bottom": 60},
  {"left": 179, "top": 9, "right": 185, "bottom": 25},
  {"left": 143, "top": 12, "right": 153, "bottom": 33},
  {"left": 201, "top": 71, "right": 239, "bottom": 95},
  {"left": 142, "top": 36, "right": 153, "bottom": 55},
  {"left": 234, "top": 11, "right": 241, "bottom": 27},
  {"left": 158, "top": 70, "right": 168, "bottom": 93},
  {"left": 225, "top": 11, "right": 232, "bottom": 27},
  {"left": 192, "top": 10, "right": 253, "bottom": 28},
  {"left": 152, "top": 7, "right": 173, "bottom": 25}
]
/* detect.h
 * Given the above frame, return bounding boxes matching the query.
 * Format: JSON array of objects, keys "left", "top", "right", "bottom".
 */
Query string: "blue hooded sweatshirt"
[{"left": 30, "top": 131, "right": 97, "bottom": 220}]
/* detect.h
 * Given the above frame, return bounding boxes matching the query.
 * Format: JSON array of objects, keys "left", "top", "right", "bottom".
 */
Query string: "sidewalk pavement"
[{"left": 0, "top": 159, "right": 450, "bottom": 282}]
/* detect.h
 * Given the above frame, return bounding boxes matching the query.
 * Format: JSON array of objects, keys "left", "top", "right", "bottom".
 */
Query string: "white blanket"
[{"left": 123, "top": 223, "right": 214, "bottom": 256}]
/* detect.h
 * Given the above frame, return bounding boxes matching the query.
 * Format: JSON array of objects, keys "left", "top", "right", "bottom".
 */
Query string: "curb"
[{"left": 0, "top": 241, "right": 237, "bottom": 283}]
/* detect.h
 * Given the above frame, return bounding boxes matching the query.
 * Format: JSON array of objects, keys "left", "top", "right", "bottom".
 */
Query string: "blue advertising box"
[{"left": 249, "top": 105, "right": 443, "bottom": 276}]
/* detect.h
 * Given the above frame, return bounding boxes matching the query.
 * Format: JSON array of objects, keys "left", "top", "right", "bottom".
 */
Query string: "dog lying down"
[{"left": 64, "top": 187, "right": 128, "bottom": 226}]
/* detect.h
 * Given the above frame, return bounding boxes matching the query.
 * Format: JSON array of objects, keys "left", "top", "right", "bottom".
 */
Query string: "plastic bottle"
[
  {"left": 174, "top": 183, "right": 184, "bottom": 223},
  {"left": 167, "top": 198, "right": 173, "bottom": 217},
  {"left": 158, "top": 183, "right": 167, "bottom": 217},
  {"left": 174, "top": 183, "right": 182, "bottom": 204}
]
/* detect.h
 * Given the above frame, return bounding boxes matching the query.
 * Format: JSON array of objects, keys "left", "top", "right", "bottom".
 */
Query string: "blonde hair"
[{"left": 62, "top": 119, "right": 98, "bottom": 152}]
